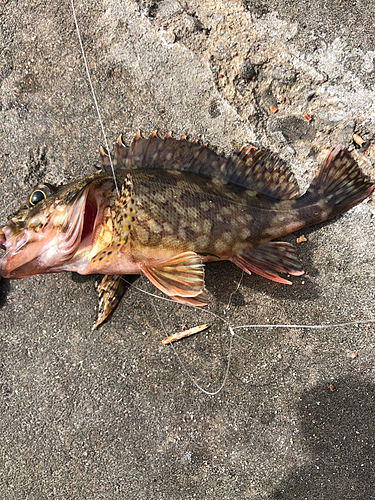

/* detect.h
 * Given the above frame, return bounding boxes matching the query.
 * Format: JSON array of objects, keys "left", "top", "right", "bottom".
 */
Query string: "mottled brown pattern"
[
  {"left": 120, "top": 168, "right": 263, "bottom": 259},
  {"left": 0, "top": 137, "right": 373, "bottom": 312}
]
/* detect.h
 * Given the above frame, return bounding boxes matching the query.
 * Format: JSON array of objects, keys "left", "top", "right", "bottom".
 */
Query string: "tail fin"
[{"left": 305, "top": 146, "right": 374, "bottom": 220}]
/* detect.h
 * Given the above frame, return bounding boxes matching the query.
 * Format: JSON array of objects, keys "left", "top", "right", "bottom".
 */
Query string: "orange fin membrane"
[
  {"left": 231, "top": 242, "right": 304, "bottom": 285},
  {"left": 110, "top": 132, "right": 299, "bottom": 199},
  {"left": 140, "top": 251, "right": 211, "bottom": 306}
]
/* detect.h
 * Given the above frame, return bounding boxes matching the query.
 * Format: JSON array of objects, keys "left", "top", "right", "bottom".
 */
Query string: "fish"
[{"left": 0, "top": 131, "right": 374, "bottom": 328}]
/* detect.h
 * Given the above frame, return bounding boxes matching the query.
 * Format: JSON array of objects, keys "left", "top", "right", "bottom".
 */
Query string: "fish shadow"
[
  {"left": 0, "top": 278, "right": 10, "bottom": 309},
  {"left": 206, "top": 235, "right": 320, "bottom": 307},
  {"left": 70, "top": 272, "right": 94, "bottom": 284},
  {"left": 268, "top": 376, "right": 375, "bottom": 499},
  {"left": 206, "top": 212, "right": 358, "bottom": 308}
]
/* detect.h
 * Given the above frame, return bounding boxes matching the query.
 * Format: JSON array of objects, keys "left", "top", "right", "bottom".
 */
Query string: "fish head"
[{"left": 0, "top": 171, "right": 113, "bottom": 278}]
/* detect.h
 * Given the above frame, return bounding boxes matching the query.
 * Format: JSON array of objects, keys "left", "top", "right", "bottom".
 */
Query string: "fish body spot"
[
  {"left": 147, "top": 219, "right": 162, "bottom": 234},
  {"left": 189, "top": 207, "right": 199, "bottom": 220},
  {"left": 202, "top": 220, "right": 212, "bottom": 233},
  {"left": 135, "top": 225, "right": 150, "bottom": 245},
  {"left": 222, "top": 232, "right": 233, "bottom": 243},
  {"left": 215, "top": 239, "right": 228, "bottom": 254},
  {"left": 192, "top": 222, "right": 202, "bottom": 234},
  {"left": 155, "top": 192, "right": 166, "bottom": 203},
  {"left": 240, "top": 228, "right": 251, "bottom": 240},
  {"left": 237, "top": 213, "right": 251, "bottom": 226},
  {"left": 196, "top": 234, "right": 210, "bottom": 248},
  {"left": 136, "top": 209, "right": 148, "bottom": 222},
  {"left": 222, "top": 206, "right": 234, "bottom": 216},
  {"left": 163, "top": 222, "right": 174, "bottom": 234},
  {"left": 175, "top": 204, "right": 186, "bottom": 216}
]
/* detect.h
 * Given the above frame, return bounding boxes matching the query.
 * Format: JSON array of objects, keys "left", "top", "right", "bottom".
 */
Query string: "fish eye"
[{"left": 29, "top": 184, "right": 54, "bottom": 207}]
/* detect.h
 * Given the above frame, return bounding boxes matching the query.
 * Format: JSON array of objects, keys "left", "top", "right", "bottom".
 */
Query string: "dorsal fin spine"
[
  {"left": 112, "top": 132, "right": 300, "bottom": 199},
  {"left": 188, "top": 144, "right": 211, "bottom": 173}
]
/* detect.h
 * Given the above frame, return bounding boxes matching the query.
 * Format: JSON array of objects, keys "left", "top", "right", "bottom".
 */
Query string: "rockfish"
[{"left": 0, "top": 132, "right": 373, "bottom": 327}]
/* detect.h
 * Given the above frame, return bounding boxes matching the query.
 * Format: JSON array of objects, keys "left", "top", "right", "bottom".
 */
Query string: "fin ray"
[
  {"left": 140, "top": 251, "right": 210, "bottom": 305},
  {"left": 231, "top": 242, "right": 304, "bottom": 285},
  {"left": 306, "top": 146, "right": 375, "bottom": 215},
  {"left": 93, "top": 274, "right": 126, "bottom": 329}
]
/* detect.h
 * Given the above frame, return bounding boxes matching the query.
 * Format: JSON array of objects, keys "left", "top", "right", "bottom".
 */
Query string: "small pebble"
[{"left": 239, "top": 59, "right": 256, "bottom": 80}]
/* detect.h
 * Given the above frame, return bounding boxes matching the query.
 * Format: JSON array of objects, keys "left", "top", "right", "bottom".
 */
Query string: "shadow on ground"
[{"left": 270, "top": 377, "right": 375, "bottom": 499}]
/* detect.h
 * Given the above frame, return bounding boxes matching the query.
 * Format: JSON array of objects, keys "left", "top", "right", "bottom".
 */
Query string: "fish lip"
[
  {"left": 0, "top": 226, "right": 12, "bottom": 254},
  {"left": 0, "top": 227, "right": 11, "bottom": 276},
  {"left": 0, "top": 228, "right": 6, "bottom": 250}
]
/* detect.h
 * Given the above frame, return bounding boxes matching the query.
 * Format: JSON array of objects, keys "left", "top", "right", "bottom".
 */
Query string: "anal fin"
[
  {"left": 231, "top": 242, "right": 304, "bottom": 285},
  {"left": 140, "top": 251, "right": 211, "bottom": 306}
]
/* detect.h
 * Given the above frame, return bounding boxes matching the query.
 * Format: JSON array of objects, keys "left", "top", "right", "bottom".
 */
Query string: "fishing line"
[
  {"left": 231, "top": 321, "right": 375, "bottom": 346},
  {"left": 150, "top": 298, "right": 234, "bottom": 396},
  {"left": 71, "top": 0, "right": 120, "bottom": 196},
  {"left": 234, "top": 320, "right": 375, "bottom": 331},
  {"left": 120, "top": 275, "right": 374, "bottom": 394},
  {"left": 225, "top": 270, "right": 244, "bottom": 311},
  {"left": 120, "top": 276, "right": 375, "bottom": 332},
  {"left": 120, "top": 275, "right": 231, "bottom": 325}
]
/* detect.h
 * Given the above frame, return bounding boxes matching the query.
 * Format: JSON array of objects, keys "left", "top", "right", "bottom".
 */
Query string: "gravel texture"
[{"left": 0, "top": 1, "right": 374, "bottom": 498}]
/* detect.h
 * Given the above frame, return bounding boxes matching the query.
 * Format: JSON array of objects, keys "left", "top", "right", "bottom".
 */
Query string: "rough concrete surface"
[{"left": 0, "top": 0, "right": 374, "bottom": 498}]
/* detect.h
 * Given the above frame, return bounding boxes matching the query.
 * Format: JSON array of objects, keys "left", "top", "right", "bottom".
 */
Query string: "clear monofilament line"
[
  {"left": 71, "top": 0, "right": 120, "bottom": 196},
  {"left": 234, "top": 320, "right": 374, "bottom": 330},
  {"left": 122, "top": 276, "right": 375, "bottom": 394},
  {"left": 150, "top": 298, "right": 234, "bottom": 396}
]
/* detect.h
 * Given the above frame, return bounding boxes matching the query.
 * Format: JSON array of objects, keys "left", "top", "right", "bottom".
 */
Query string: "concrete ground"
[{"left": 0, "top": 0, "right": 374, "bottom": 498}]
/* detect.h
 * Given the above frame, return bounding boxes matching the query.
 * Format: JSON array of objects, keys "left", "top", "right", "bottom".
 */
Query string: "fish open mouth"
[
  {"left": 82, "top": 200, "right": 97, "bottom": 241},
  {"left": 78, "top": 190, "right": 102, "bottom": 251}
]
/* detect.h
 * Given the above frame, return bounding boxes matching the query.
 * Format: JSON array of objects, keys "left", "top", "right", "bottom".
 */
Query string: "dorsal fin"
[
  {"left": 104, "top": 132, "right": 300, "bottom": 200},
  {"left": 224, "top": 146, "right": 300, "bottom": 199},
  {"left": 99, "top": 145, "right": 111, "bottom": 172}
]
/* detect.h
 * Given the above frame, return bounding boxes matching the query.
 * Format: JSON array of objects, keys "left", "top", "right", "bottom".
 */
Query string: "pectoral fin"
[
  {"left": 171, "top": 289, "right": 211, "bottom": 307},
  {"left": 140, "top": 252, "right": 211, "bottom": 306},
  {"left": 93, "top": 274, "right": 126, "bottom": 330},
  {"left": 231, "top": 242, "right": 304, "bottom": 285}
]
